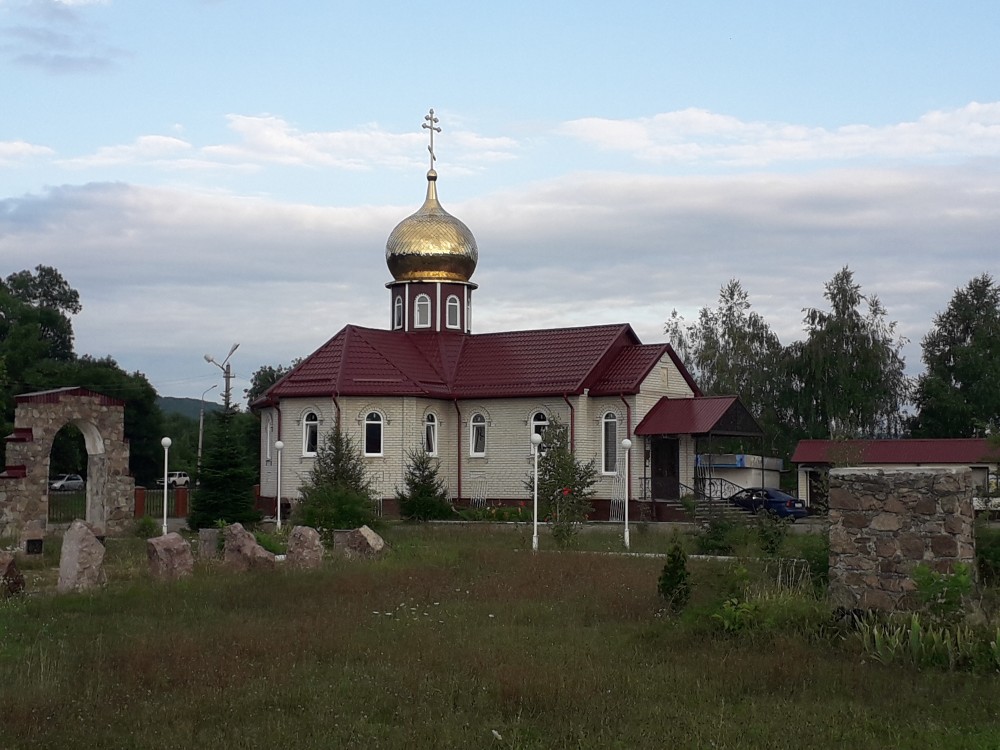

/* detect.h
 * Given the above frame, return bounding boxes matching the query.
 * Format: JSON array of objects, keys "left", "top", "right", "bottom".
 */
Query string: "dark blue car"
[{"left": 727, "top": 487, "right": 809, "bottom": 520}]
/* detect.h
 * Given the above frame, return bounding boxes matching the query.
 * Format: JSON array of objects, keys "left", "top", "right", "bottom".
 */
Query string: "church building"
[{"left": 254, "top": 112, "right": 760, "bottom": 519}]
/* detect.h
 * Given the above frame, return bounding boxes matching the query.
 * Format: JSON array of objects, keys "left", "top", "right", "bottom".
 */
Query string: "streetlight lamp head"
[
  {"left": 621, "top": 438, "right": 632, "bottom": 450},
  {"left": 275, "top": 440, "right": 284, "bottom": 452},
  {"left": 161, "top": 436, "right": 172, "bottom": 448},
  {"left": 226, "top": 342, "right": 240, "bottom": 359},
  {"left": 204, "top": 354, "right": 214, "bottom": 364},
  {"left": 530, "top": 433, "right": 543, "bottom": 447}
]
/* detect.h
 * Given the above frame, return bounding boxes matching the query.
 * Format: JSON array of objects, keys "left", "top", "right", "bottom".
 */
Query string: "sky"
[{"left": 1, "top": 0, "right": 999, "bottom": 405}]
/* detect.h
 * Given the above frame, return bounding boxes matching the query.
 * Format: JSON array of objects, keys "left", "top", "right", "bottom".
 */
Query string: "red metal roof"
[
  {"left": 14, "top": 387, "right": 125, "bottom": 407},
  {"left": 634, "top": 396, "right": 762, "bottom": 437},
  {"left": 792, "top": 439, "right": 1000, "bottom": 465},
  {"left": 258, "top": 323, "right": 695, "bottom": 405}
]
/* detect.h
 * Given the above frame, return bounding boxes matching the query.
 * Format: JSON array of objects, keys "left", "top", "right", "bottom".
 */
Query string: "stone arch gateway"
[{"left": 0, "top": 388, "right": 135, "bottom": 535}]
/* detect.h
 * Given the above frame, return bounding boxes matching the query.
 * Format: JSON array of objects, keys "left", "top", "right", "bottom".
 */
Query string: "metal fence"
[{"left": 47, "top": 491, "right": 86, "bottom": 523}]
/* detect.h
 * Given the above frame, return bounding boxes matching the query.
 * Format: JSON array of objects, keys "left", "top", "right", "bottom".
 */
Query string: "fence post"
[{"left": 175, "top": 487, "right": 188, "bottom": 518}]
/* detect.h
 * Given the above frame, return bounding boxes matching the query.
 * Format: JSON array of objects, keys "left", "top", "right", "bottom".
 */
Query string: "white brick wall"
[{"left": 258, "top": 351, "right": 701, "bottom": 504}]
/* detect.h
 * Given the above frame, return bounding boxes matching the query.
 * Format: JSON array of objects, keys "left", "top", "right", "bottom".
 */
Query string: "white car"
[
  {"left": 50, "top": 474, "right": 85, "bottom": 491},
  {"left": 156, "top": 471, "right": 191, "bottom": 489}
]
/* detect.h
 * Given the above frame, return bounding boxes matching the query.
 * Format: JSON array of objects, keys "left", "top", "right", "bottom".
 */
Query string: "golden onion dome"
[{"left": 386, "top": 169, "right": 478, "bottom": 283}]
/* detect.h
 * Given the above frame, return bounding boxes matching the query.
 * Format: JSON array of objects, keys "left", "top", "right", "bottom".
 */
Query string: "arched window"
[
  {"left": 424, "top": 413, "right": 438, "bottom": 456},
  {"left": 531, "top": 411, "right": 549, "bottom": 439},
  {"left": 265, "top": 415, "right": 274, "bottom": 461},
  {"left": 470, "top": 413, "right": 486, "bottom": 457},
  {"left": 446, "top": 295, "right": 461, "bottom": 329},
  {"left": 365, "top": 412, "right": 383, "bottom": 456},
  {"left": 393, "top": 295, "right": 404, "bottom": 330},
  {"left": 303, "top": 412, "right": 319, "bottom": 456},
  {"left": 414, "top": 294, "right": 431, "bottom": 328},
  {"left": 602, "top": 411, "right": 618, "bottom": 474}
]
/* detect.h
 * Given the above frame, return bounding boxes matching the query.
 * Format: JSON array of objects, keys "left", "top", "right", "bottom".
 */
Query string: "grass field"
[{"left": 2, "top": 524, "right": 999, "bottom": 749}]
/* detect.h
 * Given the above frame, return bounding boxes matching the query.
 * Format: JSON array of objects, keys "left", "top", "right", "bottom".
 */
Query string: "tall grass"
[{"left": 1, "top": 526, "right": 998, "bottom": 749}]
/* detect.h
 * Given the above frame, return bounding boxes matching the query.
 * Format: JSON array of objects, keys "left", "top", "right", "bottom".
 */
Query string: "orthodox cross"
[{"left": 422, "top": 108, "right": 441, "bottom": 170}]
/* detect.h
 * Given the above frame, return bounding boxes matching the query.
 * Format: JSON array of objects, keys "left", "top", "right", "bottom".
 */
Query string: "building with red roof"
[
  {"left": 791, "top": 438, "right": 1000, "bottom": 506},
  {"left": 254, "top": 115, "right": 761, "bottom": 518}
]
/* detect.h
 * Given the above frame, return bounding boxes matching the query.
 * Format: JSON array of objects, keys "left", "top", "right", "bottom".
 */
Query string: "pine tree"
[
  {"left": 187, "top": 410, "right": 260, "bottom": 529},
  {"left": 397, "top": 449, "right": 453, "bottom": 521},
  {"left": 293, "top": 427, "right": 375, "bottom": 533}
]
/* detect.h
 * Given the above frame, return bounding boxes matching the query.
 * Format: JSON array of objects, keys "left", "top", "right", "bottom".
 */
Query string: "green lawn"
[{"left": 1, "top": 525, "right": 998, "bottom": 749}]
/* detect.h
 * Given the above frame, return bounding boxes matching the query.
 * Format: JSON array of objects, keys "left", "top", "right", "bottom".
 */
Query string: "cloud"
[
  {"left": 1, "top": 0, "right": 125, "bottom": 73},
  {"left": 559, "top": 103, "right": 1000, "bottom": 167},
  {"left": 0, "top": 139, "right": 55, "bottom": 163},
  {"left": 2, "top": 157, "right": 997, "bottom": 399}
]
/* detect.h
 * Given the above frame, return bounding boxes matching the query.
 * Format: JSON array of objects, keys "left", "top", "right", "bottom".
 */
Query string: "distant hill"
[{"left": 158, "top": 396, "right": 224, "bottom": 421}]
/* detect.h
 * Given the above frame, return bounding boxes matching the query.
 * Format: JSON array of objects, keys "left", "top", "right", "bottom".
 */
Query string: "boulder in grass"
[
  {"left": 198, "top": 528, "right": 221, "bottom": 560},
  {"left": 57, "top": 519, "right": 107, "bottom": 593},
  {"left": 286, "top": 526, "right": 324, "bottom": 570},
  {"left": 222, "top": 523, "right": 275, "bottom": 572},
  {"left": 146, "top": 532, "right": 195, "bottom": 581},
  {"left": 0, "top": 552, "right": 25, "bottom": 597},
  {"left": 343, "top": 525, "right": 388, "bottom": 560}
]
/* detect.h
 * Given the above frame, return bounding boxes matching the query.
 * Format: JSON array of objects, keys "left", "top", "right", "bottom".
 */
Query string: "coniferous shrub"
[
  {"left": 293, "top": 427, "right": 376, "bottom": 535},
  {"left": 187, "top": 411, "right": 260, "bottom": 530},
  {"left": 397, "top": 450, "right": 453, "bottom": 521}
]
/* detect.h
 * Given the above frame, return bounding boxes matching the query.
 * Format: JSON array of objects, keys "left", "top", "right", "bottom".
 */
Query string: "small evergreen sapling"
[
  {"left": 397, "top": 449, "right": 453, "bottom": 521},
  {"left": 658, "top": 542, "right": 691, "bottom": 613}
]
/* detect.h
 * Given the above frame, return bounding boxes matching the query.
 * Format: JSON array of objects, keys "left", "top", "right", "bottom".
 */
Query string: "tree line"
[
  {"left": 0, "top": 265, "right": 258, "bottom": 490},
  {"left": 666, "top": 267, "right": 1000, "bottom": 463}
]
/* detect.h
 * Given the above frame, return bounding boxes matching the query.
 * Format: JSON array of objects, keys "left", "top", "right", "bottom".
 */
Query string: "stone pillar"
[{"left": 828, "top": 467, "right": 975, "bottom": 612}]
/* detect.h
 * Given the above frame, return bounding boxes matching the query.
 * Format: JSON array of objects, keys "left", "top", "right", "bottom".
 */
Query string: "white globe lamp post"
[
  {"left": 621, "top": 438, "right": 632, "bottom": 550},
  {"left": 160, "top": 436, "right": 172, "bottom": 536},
  {"left": 274, "top": 440, "right": 284, "bottom": 529},
  {"left": 531, "top": 432, "right": 543, "bottom": 552}
]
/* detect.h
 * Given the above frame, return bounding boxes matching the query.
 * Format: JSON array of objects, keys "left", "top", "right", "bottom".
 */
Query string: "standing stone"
[
  {"left": 57, "top": 519, "right": 107, "bottom": 593},
  {"left": 0, "top": 552, "right": 25, "bottom": 597},
  {"left": 223, "top": 523, "right": 275, "bottom": 572},
  {"left": 343, "top": 525, "right": 388, "bottom": 560},
  {"left": 146, "top": 533, "right": 194, "bottom": 581},
  {"left": 286, "top": 526, "right": 324, "bottom": 570},
  {"left": 198, "top": 528, "right": 221, "bottom": 560}
]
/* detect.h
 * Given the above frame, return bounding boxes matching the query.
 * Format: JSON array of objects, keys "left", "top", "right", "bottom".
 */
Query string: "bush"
[
  {"left": 133, "top": 515, "right": 159, "bottom": 539},
  {"left": 976, "top": 522, "right": 1000, "bottom": 584},
  {"left": 293, "top": 427, "right": 376, "bottom": 537},
  {"left": 912, "top": 562, "right": 973, "bottom": 625},
  {"left": 696, "top": 518, "right": 735, "bottom": 555},
  {"left": 657, "top": 543, "right": 691, "bottom": 613},
  {"left": 296, "top": 484, "right": 375, "bottom": 537},
  {"left": 397, "top": 450, "right": 453, "bottom": 521},
  {"left": 254, "top": 530, "right": 287, "bottom": 555},
  {"left": 755, "top": 512, "right": 790, "bottom": 556}
]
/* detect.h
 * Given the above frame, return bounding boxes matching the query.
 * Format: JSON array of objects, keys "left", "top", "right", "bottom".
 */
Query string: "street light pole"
[
  {"left": 531, "top": 432, "right": 543, "bottom": 552},
  {"left": 621, "top": 438, "right": 632, "bottom": 551},
  {"left": 204, "top": 342, "right": 240, "bottom": 411},
  {"left": 161, "top": 436, "right": 172, "bottom": 537},
  {"left": 275, "top": 440, "right": 284, "bottom": 530},
  {"left": 197, "top": 384, "right": 217, "bottom": 484}
]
